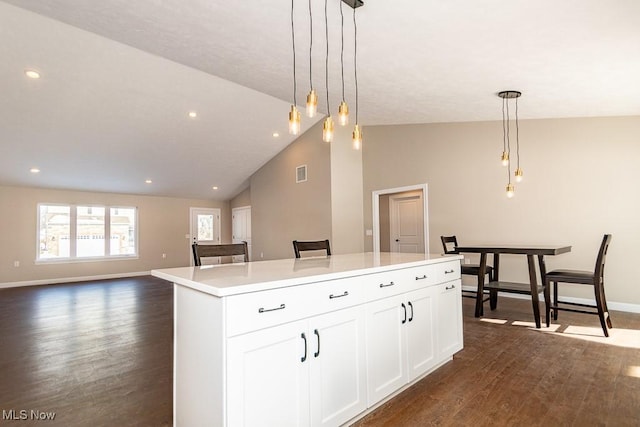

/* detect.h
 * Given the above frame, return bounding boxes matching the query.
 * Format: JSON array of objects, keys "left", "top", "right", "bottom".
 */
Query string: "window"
[{"left": 37, "top": 204, "right": 138, "bottom": 261}]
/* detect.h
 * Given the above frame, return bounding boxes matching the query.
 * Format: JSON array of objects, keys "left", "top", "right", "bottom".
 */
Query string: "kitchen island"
[{"left": 152, "top": 252, "right": 463, "bottom": 427}]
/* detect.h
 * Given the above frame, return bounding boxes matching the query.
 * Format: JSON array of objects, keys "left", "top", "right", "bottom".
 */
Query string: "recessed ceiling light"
[
  {"left": 212, "top": 186, "right": 218, "bottom": 190},
  {"left": 188, "top": 111, "right": 197, "bottom": 118},
  {"left": 145, "top": 179, "right": 152, "bottom": 184},
  {"left": 30, "top": 167, "right": 40, "bottom": 173},
  {"left": 272, "top": 132, "right": 280, "bottom": 138},
  {"left": 25, "top": 69, "right": 41, "bottom": 79}
]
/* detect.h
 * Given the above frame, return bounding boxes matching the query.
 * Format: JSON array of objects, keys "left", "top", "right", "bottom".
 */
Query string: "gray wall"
[
  {"left": 362, "top": 115, "right": 640, "bottom": 306},
  {"left": 0, "top": 185, "right": 229, "bottom": 284}
]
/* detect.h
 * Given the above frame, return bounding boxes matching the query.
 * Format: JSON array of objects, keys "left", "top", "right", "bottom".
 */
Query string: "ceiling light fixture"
[
  {"left": 498, "top": 90, "right": 522, "bottom": 197},
  {"left": 188, "top": 111, "right": 197, "bottom": 118},
  {"left": 30, "top": 167, "right": 40, "bottom": 174},
  {"left": 351, "top": 2, "right": 362, "bottom": 150},
  {"left": 337, "top": 1, "right": 349, "bottom": 126},
  {"left": 321, "top": 0, "right": 334, "bottom": 143},
  {"left": 289, "top": 0, "right": 301, "bottom": 135},
  {"left": 145, "top": 179, "right": 152, "bottom": 184},
  {"left": 25, "top": 69, "right": 40, "bottom": 79},
  {"left": 212, "top": 186, "right": 219, "bottom": 190},
  {"left": 272, "top": 132, "right": 280, "bottom": 138},
  {"left": 306, "top": 0, "right": 318, "bottom": 118}
]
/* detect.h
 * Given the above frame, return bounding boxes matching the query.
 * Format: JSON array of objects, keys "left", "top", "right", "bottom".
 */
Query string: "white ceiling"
[{"left": 2, "top": 0, "right": 639, "bottom": 199}]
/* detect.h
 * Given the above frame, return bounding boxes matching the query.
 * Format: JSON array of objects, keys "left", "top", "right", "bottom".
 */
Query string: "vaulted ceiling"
[{"left": 2, "top": 0, "right": 639, "bottom": 199}]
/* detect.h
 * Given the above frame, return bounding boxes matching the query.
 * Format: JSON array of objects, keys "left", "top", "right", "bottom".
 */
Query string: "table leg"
[
  {"left": 538, "top": 255, "right": 550, "bottom": 327},
  {"left": 475, "top": 252, "right": 487, "bottom": 317},
  {"left": 527, "top": 254, "right": 541, "bottom": 328}
]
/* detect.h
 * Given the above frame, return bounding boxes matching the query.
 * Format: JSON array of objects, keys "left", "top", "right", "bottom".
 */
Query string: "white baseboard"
[
  {"left": 0, "top": 271, "right": 151, "bottom": 289},
  {"left": 462, "top": 285, "right": 640, "bottom": 314}
]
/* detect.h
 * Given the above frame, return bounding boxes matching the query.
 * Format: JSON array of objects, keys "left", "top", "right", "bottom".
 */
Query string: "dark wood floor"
[{"left": 1, "top": 277, "right": 639, "bottom": 426}]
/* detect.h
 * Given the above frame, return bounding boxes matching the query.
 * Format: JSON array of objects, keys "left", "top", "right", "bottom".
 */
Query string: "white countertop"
[{"left": 151, "top": 252, "right": 462, "bottom": 297}]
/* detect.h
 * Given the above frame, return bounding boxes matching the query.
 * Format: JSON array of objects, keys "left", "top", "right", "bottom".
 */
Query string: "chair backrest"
[
  {"left": 192, "top": 242, "right": 249, "bottom": 266},
  {"left": 292, "top": 239, "right": 331, "bottom": 258},
  {"left": 594, "top": 234, "right": 612, "bottom": 282},
  {"left": 440, "top": 236, "right": 460, "bottom": 255}
]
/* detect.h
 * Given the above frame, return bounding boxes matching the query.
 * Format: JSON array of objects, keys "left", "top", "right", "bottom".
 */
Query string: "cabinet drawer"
[
  {"left": 226, "top": 285, "right": 310, "bottom": 337},
  {"left": 307, "top": 276, "right": 365, "bottom": 314}
]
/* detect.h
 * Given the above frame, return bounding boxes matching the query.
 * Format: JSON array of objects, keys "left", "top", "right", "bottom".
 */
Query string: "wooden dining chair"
[
  {"left": 292, "top": 239, "right": 331, "bottom": 258},
  {"left": 441, "top": 235, "right": 495, "bottom": 303},
  {"left": 544, "top": 234, "right": 612, "bottom": 337},
  {"left": 192, "top": 242, "right": 249, "bottom": 266}
]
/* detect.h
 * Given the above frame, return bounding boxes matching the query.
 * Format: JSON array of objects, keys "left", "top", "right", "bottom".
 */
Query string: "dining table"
[{"left": 454, "top": 244, "right": 572, "bottom": 328}]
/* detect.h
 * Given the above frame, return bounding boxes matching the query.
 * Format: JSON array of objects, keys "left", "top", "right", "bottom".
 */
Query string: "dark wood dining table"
[{"left": 454, "top": 245, "right": 572, "bottom": 328}]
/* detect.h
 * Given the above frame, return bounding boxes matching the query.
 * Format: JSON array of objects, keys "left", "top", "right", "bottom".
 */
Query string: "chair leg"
[
  {"left": 600, "top": 280, "right": 613, "bottom": 328},
  {"left": 593, "top": 281, "right": 609, "bottom": 337},
  {"left": 552, "top": 280, "right": 558, "bottom": 320},
  {"left": 543, "top": 279, "right": 551, "bottom": 327}
]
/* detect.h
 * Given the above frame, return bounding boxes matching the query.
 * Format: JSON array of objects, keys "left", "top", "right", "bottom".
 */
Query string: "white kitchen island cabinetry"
[{"left": 152, "top": 252, "right": 462, "bottom": 427}]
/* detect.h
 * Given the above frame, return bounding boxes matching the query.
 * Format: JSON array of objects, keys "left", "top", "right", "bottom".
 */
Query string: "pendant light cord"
[
  {"left": 502, "top": 97, "right": 506, "bottom": 153},
  {"left": 506, "top": 97, "right": 511, "bottom": 183},
  {"left": 291, "top": 0, "right": 297, "bottom": 105},
  {"left": 308, "top": 0, "right": 313, "bottom": 91},
  {"left": 515, "top": 96, "right": 520, "bottom": 169},
  {"left": 324, "top": 0, "right": 330, "bottom": 114},
  {"left": 353, "top": 6, "right": 359, "bottom": 124},
  {"left": 340, "top": 1, "right": 345, "bottom": 102}
]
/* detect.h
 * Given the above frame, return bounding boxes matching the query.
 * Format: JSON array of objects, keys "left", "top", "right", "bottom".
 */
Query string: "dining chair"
[
  {"left": 544, "top": 234, "right": 612, "bottom": 337},
  {"left": 192, "top": 242, "right": 249, "bottom": 266},
  {"left": 441, "top": 235, "right": 495, "bottom": 303},
  {"left": 292, "top": 239, "right": 331, "bottom": 258}
]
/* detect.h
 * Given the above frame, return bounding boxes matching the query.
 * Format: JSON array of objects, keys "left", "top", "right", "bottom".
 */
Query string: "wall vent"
[{"left": 296, "top": 165, "right": 307, "bottom": 183}]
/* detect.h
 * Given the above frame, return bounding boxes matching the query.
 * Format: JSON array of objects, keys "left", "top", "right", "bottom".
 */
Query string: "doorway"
[
  {"left": 372, "top": 184, "right": 429, "bottom": 254},
  {"left": 189, "top": 207, "right": 221, "bottom": 265}
]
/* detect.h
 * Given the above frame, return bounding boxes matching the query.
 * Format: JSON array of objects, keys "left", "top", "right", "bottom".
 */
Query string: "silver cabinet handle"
[
  {"left": 258, "top": 303, "right": 285, "bottom": 313},
  {"left": 380, "top": 281, "right": 395, "bottom": 288},
  {"left": 415, "top": 274, "right": 427, "bottom": 280},
  {"left": 445, "top": 284, "right": 456, "bottom": 290},
  {"left": 329, "top": 291, "right": 349, "bottom": 299},
  {"left": 445, "top": 269, "right": 455, "bottom": 274}
]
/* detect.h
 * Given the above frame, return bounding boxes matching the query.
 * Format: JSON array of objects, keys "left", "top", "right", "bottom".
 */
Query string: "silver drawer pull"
[
  {"left": 445, "top": 269, "right": 455, "bottom": 274},
  {"left": 258, "top": 303, "right": 286, "bottom": 313},
  {"left": 379, "top": 281, "right": 395, "bottom": 288},
  {"left": 445, "top": 284, "right": 456, "bottom": 290},
  {"left": 415, "top": 274, "right": 427, "bottom": 280},
  {"left": 329, "top": 291, "right": 349, "bottom": 299}
]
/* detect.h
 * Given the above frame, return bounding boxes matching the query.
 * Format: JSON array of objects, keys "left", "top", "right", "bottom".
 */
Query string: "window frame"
[{"left": 36, "top": 203, "right": 139, "bottom": 263}]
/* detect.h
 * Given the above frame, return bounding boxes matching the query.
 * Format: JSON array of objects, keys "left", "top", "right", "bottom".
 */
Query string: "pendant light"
[
  {"left": 288, "top": 0, "right": 301, "bottom": 135},
  {"left": 498, "top": 90, "right": 522, "bottom": 197},
  {"left": 351, "top": 4, "right": 362, "bottom": 150},
  {"left": 322, "top": 0, "right": 334, "bottom": 142},
  {"left": 306, "top": 0, "right": 318, "bottom": 118},
  {"left": 337, "top": 1, "right": 349, "bottom": 126}
]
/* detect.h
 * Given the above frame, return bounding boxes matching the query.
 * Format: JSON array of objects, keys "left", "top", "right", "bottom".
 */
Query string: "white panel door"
[
  {"left": 232, "top": 206, "right": 251, "bottom": 261},
  {"left": 309, "top": 307, "right": 367, "bottom": 427},
  {"left": 405, "top": 287, "right": 437, "bottom": 380},
  {"left": 227, "top": 320, "right": 310, "bottom": 427},
  {"left": 389, "top": 192, "right": 424, "bottom": 254},
  {"left": 365, "top": 295, "right": 407, "bottom": 405}
]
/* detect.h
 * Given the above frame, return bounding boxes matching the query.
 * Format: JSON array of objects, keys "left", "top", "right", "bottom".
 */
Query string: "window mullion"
[
  {"left": 105, "top": 207, "right": 111, "bottom": 256},
  {"left": 70, "top": 205, "right": 78, "bottom": 258}
]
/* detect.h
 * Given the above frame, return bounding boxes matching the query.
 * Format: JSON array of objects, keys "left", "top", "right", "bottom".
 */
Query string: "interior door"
[
  {"left": 189, "top": 207, "right": 220, "bottom": 265},
  {"left": 232, "top": 206, "right": 251, "bottom": 261},
  {"left": 389, "top": 191, "right": 425, "bottom": 253}
]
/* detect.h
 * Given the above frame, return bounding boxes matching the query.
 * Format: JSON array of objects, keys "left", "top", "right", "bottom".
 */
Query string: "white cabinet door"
[
  {"left": 227, "top": 320, "right": 310, "bottom": 427},
  {"left": 309, "top": 307, "right": 367, "bottom": 427},
  {"left": 404, "top": 287, "right": 437, "bottom": 381},
  {"left": 365, "top": 295, "right": 407, "bottom": 405},
  {"left": 437, "top": 279, "right": 464, "bottom": 362}
]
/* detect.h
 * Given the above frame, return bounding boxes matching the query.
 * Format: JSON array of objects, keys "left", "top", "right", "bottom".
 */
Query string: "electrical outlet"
[{"left": 14, "top": 261, "right": 20, "bottom": 267}]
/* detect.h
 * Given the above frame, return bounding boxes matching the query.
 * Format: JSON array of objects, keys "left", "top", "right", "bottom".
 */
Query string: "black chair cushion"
[
  {"left": 545, "top": 269, "right": 594, "bottom": 283},
  {"left": 461, "top": 264, "right": 493, "bottom": 276}
]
